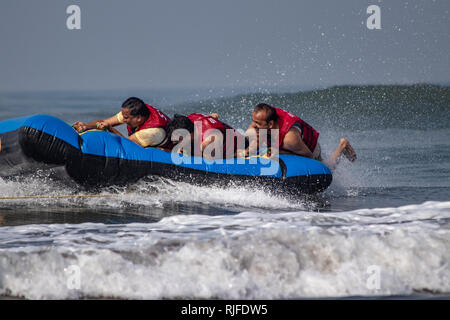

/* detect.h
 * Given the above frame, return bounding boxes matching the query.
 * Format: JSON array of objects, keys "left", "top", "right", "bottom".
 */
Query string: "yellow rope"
[
  {"left": 79, "top": 129, "right": 105, "bottom": 136},
  {"left": 0, "top": 194, "right": 113, "bottom": 200}
]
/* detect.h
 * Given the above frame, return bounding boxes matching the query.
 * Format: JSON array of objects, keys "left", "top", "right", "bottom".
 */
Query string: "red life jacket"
[
  {"left": 127, "top": 104, "right": 172, "bottom": 148},
  {"left": 187, "top": 113, "right": 243, "bottom": 157},
  {"left": 274, "top": 107, "right": 319, "bottom": 153}
]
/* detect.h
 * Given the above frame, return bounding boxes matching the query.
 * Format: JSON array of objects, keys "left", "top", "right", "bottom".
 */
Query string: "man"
[
  {"left": 72, "top": 97, "right": 172, "bottom": 149},
  {"left": 240, "top": 103, "right": 356, "bottom": 169},
  {"left": 165, "top": 113, "right": 246, "bottom": 159}
]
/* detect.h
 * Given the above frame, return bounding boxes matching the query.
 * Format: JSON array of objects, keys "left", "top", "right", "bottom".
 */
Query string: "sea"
[{"left": 0, "top": 84, "right": 449, "bottom": 300}]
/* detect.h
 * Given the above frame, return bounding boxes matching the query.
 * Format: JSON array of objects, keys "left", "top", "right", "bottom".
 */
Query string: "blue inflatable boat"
[{"left": 0, "top": 115, "right": 332, "bottom": 194}]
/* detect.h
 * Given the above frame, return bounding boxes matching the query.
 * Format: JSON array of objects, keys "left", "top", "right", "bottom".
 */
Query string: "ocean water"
[{"left": 0, "top": 85, "right": 449, "bottom": 299}]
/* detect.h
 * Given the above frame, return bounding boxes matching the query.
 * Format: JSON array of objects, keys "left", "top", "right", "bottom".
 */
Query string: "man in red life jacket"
[
  {"left": 72, "top": 97, "right": 172, "bottom": 149},
  {"left": 240, "top": 103, "right": 356, "bottom": 169},
  {"left": 165, "top": 113, "right": 246, "bottom": 159}
]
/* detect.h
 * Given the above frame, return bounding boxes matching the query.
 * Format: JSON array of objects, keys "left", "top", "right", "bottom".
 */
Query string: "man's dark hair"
[
  {"left": 166, "top": 114, "right": 195, "bottom": 141},
  {"left": 254, "top": 103, "right": 278, "bottom": 123},
  {"left": 121, "top": 97, "right": 149, "bottom": 118}
]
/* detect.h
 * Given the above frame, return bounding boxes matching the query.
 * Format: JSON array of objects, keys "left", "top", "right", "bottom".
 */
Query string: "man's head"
[
  {"left": 251, "top": 103, "right": 278, "bottom": 130},
  {"left": 121, "top": 97, "right": 149, "bottom": 129},
  {"left": 166, "top": 114, "right": 195, "bottom": 144}
]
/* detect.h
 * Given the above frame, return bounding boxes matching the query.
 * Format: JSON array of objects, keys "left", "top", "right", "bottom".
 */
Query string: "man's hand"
[
  {"left": 96, "top": 121, "right": 111, "bottom": 131},
  {"left": 72, "top": 121, "right": 87, "bottom": 133},
  {"left": 236, "top": 149, "right": 249, "bottom": 158}
]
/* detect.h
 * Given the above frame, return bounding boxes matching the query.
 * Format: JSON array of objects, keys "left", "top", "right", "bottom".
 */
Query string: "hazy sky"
[{"left": 0, "top": 0, "right": 449, "bottom": 92}]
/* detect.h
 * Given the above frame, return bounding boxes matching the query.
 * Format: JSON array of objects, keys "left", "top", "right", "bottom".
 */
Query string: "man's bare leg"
[{"left": 324, "top": 138, "right": 357, "bottom": 170}]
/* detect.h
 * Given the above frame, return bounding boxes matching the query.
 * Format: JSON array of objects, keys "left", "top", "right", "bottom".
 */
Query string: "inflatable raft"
[{"left": 0, "top": 115, "right": 332, "bottom": 194}]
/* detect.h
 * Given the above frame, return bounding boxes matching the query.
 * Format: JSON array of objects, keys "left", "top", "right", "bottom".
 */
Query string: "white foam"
[
  {"left": 0, "top": 201, "right": 449, "bottom": 299},
  {"left": 0, "top": 175, "right": 308, "bottom": 213}
]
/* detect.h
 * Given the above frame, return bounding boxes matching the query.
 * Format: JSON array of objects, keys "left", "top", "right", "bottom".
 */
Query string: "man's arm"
[
  {"left": 73, "top": 114, "right": 122, "bottom": 133},
  {"left": 280, "top": 128, "right": 313, "bottom": 158},
  {"left": 95, "top": 114, "right": 122, "bottom": 130},
  {"left": 127, "top": 127, "right": 167, "bottom": 148},
  {"left": 200, "top": 136, "right": 217, "bottom": 160},
  {"left": 236, "top": 127, "right": 259, "bottom": 158},
  {"left": 128, "top": 133, "right": 143, "bottom": 146}
]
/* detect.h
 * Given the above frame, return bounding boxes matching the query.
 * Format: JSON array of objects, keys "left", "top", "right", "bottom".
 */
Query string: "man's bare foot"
[{"left": 340, "top": 138, "right": 357, "bottom": 162}]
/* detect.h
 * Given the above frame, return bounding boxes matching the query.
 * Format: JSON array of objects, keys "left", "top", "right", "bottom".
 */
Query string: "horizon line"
[{"left": 0, "top": 81, "right": 449, "bottom": 95}]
